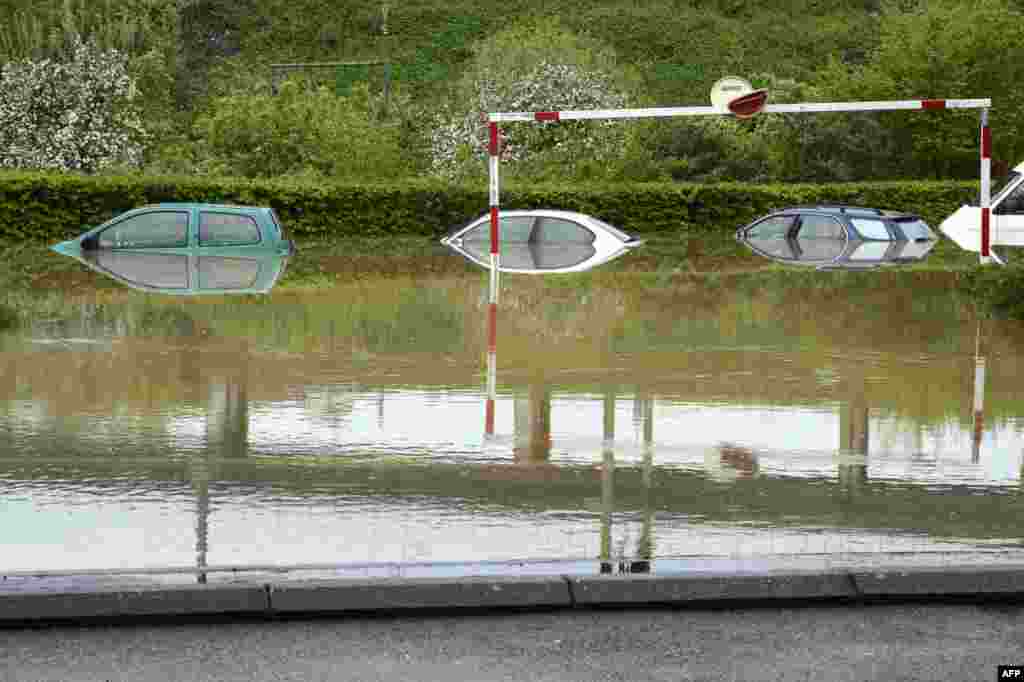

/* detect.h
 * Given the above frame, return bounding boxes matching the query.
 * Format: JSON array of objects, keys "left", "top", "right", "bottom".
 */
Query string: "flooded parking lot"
[{"left": 2, "top": 245, "right": 1024, "bottom": 574}]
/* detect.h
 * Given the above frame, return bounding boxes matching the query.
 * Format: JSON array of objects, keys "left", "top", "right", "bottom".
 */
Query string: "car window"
[
  {"left": 847, "top": 241, "right": 891, "bottom": 260},
  {"left": 90, "top": 252, "right": 189, "bottom": 288},
  {"left": 197, "top": 257, "right": 261, "bottom": 289},
  {"left": 463, "top": 216, "right": 535, "bottom": 243},
  {"left": 533, "top": 217, "right": 596, "bottom": 243},
  {"left": 894, "top": 219, "right": 935, "bottom": 240},
  {"left": 746, "top": 216, "right": 794, "bottom": 239},
  {"left": 849, "top": 218, "right": 891, "bottom": 240},
  {"left": 746, "top": 237, "right": 799, "bottom": 260},
  {"left": 529, "top": 243, "right": 597, "bottom": 269},
  {"left": 461, "top": 241, "right": 536, "bottom": 269},
  {"left": 98, "top": 211, "right": 188, "bottom": 249},
  {"left": 794, "top": 237, "right": 845, "bottom": 262},
  {"left": 796, "top": 215, "right": 845, "bottom": 239},
  {"left": 199, "top": 212, "right": 261, "bottom": 245}
]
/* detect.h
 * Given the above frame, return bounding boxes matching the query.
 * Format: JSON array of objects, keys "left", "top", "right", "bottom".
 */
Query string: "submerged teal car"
[{"left": 51, "top": 203, "right": 296, "bottom": 295}]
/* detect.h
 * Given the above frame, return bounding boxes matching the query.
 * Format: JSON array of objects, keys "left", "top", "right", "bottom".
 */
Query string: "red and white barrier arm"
[{"left": 488, "top": 98, "right": 991, "bottom": 123}]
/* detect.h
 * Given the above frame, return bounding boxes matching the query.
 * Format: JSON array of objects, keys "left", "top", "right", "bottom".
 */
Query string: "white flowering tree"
[
  {"left": 0, "top": 37, "right": 147, "bottom": 172},
  {"left": 430, "top": 19, "right": 631, "bottom": 179}
]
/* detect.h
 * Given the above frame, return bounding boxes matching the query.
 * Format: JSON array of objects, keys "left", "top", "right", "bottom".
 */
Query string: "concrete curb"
[{"left": 3, "top": 566, "right": 1024, "bottom": 625}]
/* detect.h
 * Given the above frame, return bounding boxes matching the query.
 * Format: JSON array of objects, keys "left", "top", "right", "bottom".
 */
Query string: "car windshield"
[{"left": 992, "top": 171, "right": 1021, "bottom": 204}]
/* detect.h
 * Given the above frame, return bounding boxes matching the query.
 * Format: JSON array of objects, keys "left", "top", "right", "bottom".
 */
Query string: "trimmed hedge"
[{"left": 0, "top": 171, "right": 979, "bottom": 242}]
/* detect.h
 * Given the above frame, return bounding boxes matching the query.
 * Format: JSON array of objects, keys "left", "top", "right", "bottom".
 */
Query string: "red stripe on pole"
[
  {"left": 921, "top": 99, "right": 946, "bottom": 110},
  {"left": 535, "top": 111, "right": 560, "bottom": 122},
  {"left": 981, "top": 206, "right": 991, "bottom": 257},
  {"left": 487, "top": 303, "right": 497, "bottom": 353},
  {"left": 489, "top": 122, "right": 498, "bottom": 156},
  {"left": 981, "top": 125, "right": 992, "bottom": 159},
  {"left": 485, "top": 398, "right": 495, "bottom": 435},
  {"left": 973, "top": 412, "right": 983, "bottom": 444},
  {"left": 489, "top": 207, "right": 499, "bottom": 255}
]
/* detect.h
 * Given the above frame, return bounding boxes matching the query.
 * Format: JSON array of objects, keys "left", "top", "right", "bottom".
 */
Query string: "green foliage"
[
  {"left": 817, "top": 0, "right": 1024, "bottom": 177},
  {"left": 0, "top": 302, "right": 18, "bottom": 330},
  {"left": 963, "top": 264, "right": 1024, "bottom": 318},
  {"left": 0, "top": 170, "right": 980, "bottom": 244},
  {"left": 430, "top": 17, "right": 634, "bottom": 179},
  {"left": 193, "top": 81, "right": 408, "bottom": 180}
]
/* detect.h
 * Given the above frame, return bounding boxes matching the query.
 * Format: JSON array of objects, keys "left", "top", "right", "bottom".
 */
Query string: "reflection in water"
[
  {"left": 2, "top": 276, "right": 1024, "bottom": 573},
  {"left": 53, "top": 248, "right": 291, "bottom": 295},
  {"left": 741, "top": 235, "right": 936, "bottom": 269}
]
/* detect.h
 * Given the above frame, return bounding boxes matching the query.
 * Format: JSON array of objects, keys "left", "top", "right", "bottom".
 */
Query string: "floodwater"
[{"left": 3, "top": 256, "right": 1024, "bottom": 575}]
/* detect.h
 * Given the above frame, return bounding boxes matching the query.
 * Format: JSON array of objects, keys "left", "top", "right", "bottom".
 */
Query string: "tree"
[
  {"left": 0, "top": 36, "right": 147, "bottom": 172},
  {"left": 815, "top": 0, "right": 1024, "bottom": 178},
  {"left": 429, "top": 17, "right": 633, "bottom": 180}
]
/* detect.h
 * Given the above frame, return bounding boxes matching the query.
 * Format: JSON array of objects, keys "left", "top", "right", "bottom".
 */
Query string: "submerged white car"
[
  {"left": 441, "top": 210, "right": 643, "bottom": 273},
  {"left": 941, "top": 160, "right": 1024, "bottom": 254}
]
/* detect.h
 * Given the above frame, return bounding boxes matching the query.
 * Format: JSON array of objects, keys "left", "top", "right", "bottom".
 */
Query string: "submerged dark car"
[{"left": 736, "top": 205, "right": 937, "bottom": 269}]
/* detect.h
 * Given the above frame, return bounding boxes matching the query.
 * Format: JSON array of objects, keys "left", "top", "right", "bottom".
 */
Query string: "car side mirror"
[{"left": 81, "top": 234, "right": 99, "bottom": 250}]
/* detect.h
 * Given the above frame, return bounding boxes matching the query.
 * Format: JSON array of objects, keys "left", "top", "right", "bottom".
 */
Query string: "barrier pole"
[
  {"left": 484, "top": 122, "right": 500, "bottom": 437},
  {"left": 980, "top": 108, "right": 992, "bottom": 264},
  {"left": 972, "top": 319, "right": 986, "bottom": 462},
  {"left": 485, "top": 300, "right": 497, "bottom": 437},
  {"left": 488, "top": 123, "right": 501, "bottom": 303}
]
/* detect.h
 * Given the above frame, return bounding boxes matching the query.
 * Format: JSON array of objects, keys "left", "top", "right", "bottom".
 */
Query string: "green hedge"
[{"left": 0, "top": 171, "right": 980, "bottom": 242}]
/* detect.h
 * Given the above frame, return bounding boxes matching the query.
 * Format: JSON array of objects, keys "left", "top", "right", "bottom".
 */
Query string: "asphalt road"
[{"left": 2, "top": 603, "right": 1022, "bottom": 682}]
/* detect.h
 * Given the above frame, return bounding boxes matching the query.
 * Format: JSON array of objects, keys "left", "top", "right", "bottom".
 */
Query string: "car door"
[
  {"left": 792, "top": 213, "right": 847, "bottom": 264},
  {"left": 84, "top": 208, "right": 193, "bottom": 292},
  {"left": 194, "top": 209, "right": 267, "bottom": 292}
]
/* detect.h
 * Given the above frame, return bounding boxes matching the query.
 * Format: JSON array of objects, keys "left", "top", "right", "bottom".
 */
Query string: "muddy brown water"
[{"left": 3, "top": 259, "right": 1024, "bottom": 574}]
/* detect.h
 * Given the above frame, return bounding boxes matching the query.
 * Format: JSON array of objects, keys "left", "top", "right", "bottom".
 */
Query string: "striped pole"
[
  {"left": 485, "top": 296, "right": 497, "bottom": 437},
  {"left": 484, "top": 122, "right": 500, "bottom": 437},
  {"left": 972, "top": 320, "right": 985, "bottom": 462},
  {"left": 488, "top": 122, "right": 501, "bottom": 303},
  {"left": 980, "top": 108, "right": 992, "bottom": 264}
]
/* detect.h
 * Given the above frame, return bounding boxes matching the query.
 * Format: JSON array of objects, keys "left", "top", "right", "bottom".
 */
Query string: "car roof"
[
  {"left": 774, "top": 205, "right": 920, "bottom": 219},
  {"left": 134, "top": 203, "right": 268, "bottom": 211},
  {"left": 444, "top": 209, "right": 619, "bottom": 240}
]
